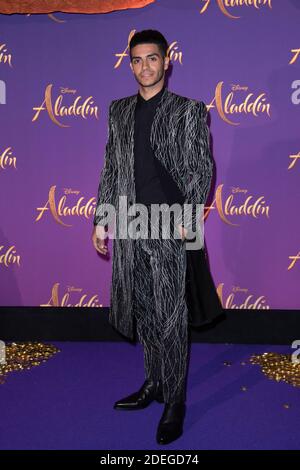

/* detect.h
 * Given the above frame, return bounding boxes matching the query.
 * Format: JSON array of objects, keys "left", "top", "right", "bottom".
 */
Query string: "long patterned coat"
[{"left": 94, "top": 87, "right": 213, "bottom": 340}]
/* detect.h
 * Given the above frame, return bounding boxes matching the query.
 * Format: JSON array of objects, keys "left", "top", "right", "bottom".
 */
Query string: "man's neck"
[{"left": 138, "top": 82, "right": 165, "bottom": 101}]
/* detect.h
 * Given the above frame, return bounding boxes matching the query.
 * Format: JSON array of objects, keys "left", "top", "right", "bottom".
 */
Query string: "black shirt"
[{"left": 133, "top": 86, "right": 185, "bottom": 205}]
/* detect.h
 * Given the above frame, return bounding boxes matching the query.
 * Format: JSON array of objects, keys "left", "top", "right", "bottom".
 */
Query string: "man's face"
[{"left": 129, "top": 43, "right": 169, "bottom": 88}]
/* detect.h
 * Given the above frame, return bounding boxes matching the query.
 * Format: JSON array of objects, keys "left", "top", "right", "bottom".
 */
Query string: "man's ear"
[{"left": 164, "top": 56, "right": 170, "bottom": 71}]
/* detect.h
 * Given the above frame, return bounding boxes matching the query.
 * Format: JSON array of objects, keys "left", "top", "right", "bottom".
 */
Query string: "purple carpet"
[{"left": 0, "top": 342, "right": 299, "bottom": 450}]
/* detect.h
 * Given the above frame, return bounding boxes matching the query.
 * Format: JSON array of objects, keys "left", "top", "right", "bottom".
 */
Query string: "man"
[{"left": 91, "top": 30, "right": 213, "bottom": 445}]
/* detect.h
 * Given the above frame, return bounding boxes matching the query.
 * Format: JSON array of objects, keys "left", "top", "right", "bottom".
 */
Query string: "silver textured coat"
[{"left": 93, "top": 87, "right": 213, "bottom": 340}]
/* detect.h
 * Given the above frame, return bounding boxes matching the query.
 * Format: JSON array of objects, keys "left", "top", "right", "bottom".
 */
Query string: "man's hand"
[
  {"left": 177, "top": 224, "right": 188, "bottom": 241},
  {"left": 92, "top": 225, "right": 108, "bottom": 255}
]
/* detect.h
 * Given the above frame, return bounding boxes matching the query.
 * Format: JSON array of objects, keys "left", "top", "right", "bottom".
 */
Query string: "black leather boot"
[
  {"left": 113, "top": 378, "right": 164, "bottom": 410},
  {"left": 156, "top": 401, "right": 186, "bottom": 444}
]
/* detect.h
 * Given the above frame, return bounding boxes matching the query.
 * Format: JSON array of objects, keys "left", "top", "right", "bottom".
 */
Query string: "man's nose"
[{"left": 142, "top": 60, "right": 150, "bottom": 70}]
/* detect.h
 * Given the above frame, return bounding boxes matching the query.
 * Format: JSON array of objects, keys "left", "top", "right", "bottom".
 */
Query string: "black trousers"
[{"left": 132, "top": 204, "right": 189, "bottom": 403}]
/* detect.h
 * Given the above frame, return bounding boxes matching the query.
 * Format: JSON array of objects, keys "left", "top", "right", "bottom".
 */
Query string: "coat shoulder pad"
[
  {"left": 170, "top": 92, "right": 206, "bottom": 114},
  {"left": 109, "top": 95, "right": 134, "bottom": 114},
  {"left": 185, "top": 97, "right": 207, "bottom": 119}
]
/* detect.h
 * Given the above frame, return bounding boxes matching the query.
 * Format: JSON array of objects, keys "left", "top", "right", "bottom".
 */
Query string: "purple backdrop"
[{"left": 0, "top": 0, "right": 299, "bottom": 310}]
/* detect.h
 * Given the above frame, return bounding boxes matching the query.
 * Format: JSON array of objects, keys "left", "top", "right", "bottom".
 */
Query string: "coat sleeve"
[
  {"left": 93, "top": 101, "right": 117, "bottom": 226},
  {"left": 178, "top": 100, "right": 213, "bottom": 235}
]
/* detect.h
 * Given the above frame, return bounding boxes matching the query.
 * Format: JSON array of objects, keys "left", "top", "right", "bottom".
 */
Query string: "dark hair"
[{"left": 129, "top": 29, "right": 169, "bottom": 61}]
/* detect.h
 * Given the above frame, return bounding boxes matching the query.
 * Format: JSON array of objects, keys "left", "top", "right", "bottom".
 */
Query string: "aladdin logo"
[
  {"left": 27, "top": 13, "right": 66, "bottom": 23},
  {"left": 36, "top": 184, "right": 269, "bottom": 229},
  {"left": 217, "top": 284, "right": 270, "bottom": 309},
  {"left": 114, "top": 29, "right": 183, "bottom": 68},
  {"left": 36, "top": 186, "right": 94, "bottom": 226},
  {"left": 290, "top": 49, "right": 300, "bottom": 65},
  {"left": 208, "top": 82, "right": 271, "bottom": 124},
  {"left": 0, "top": 245, "right": 21, "bottom": 267},
  {"left": 288, "top": 252, "right": 300, "bottom": 270},
  {"left": 0, "top": 147, "right": 16, "bottom": 170},
  {"left": 199, "top": 0, "right": 272, "bottom": 18},
  {"left": 0, "top": 43, "right": 12, "bottom": 67},
  {"left": 288, "top": 152, "right": 300, "bottom": 169},
  {"left": 205, "top": 184, "right": 270, "bottom": 225},
  {"left": 32, "top": 84, "right": 99, "bottom": 127},
  {"left": 40, "top": 283, "right": 103, "bottom": 307}
]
